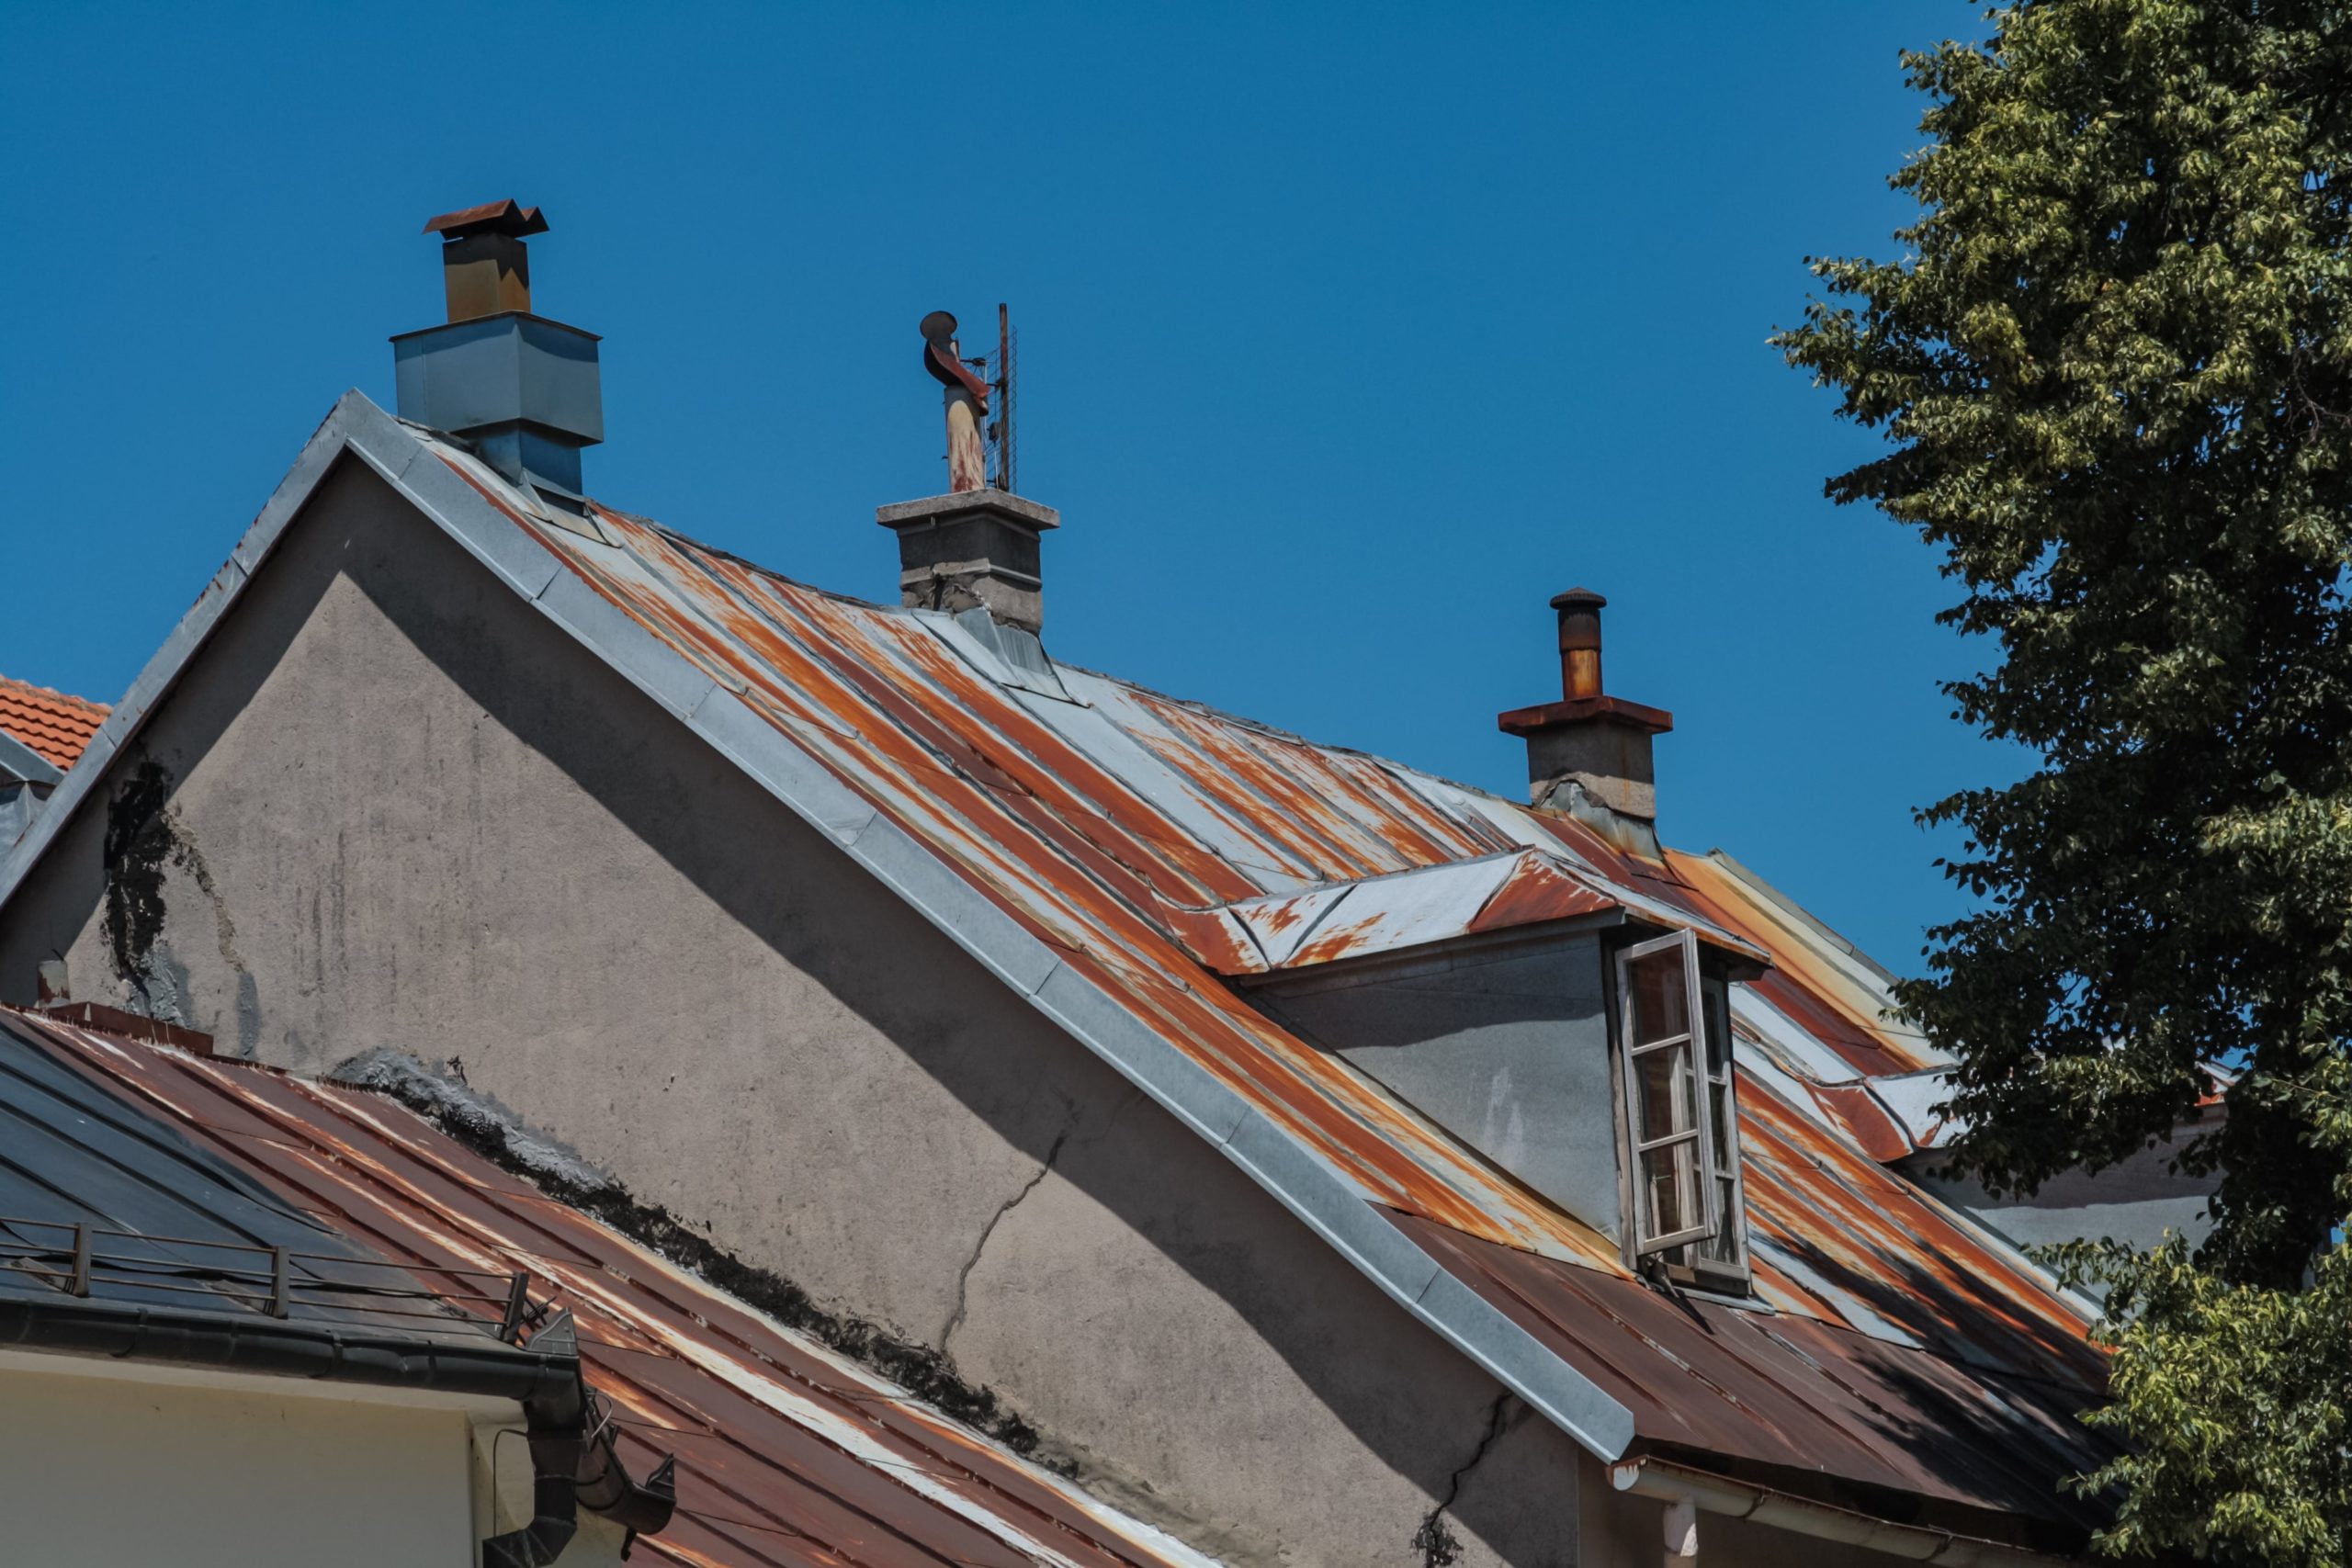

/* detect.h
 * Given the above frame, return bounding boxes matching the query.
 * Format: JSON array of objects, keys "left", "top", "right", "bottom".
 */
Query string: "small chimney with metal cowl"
[
  {"left": 391, "top": 200, "right": 603, "bottom": 502},
  {"left": 1498, "top": 588, "right": 1674, "bottom": 855},
  {"left": 878, "top": 308, "right": 1059, "bottom": 640}
]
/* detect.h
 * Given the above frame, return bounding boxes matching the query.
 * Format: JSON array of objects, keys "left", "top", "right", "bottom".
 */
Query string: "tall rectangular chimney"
[
  {"left": 1498, "top": 588, "right": 1673, "bottom": 855},
  {"left": 390, "top": 200, "right": 603, "bottom": 500}
]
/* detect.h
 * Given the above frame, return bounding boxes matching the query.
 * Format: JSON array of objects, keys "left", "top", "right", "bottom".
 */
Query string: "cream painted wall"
[{"left": 0, "top": 1353, "right": 482, "bottom": 1566}]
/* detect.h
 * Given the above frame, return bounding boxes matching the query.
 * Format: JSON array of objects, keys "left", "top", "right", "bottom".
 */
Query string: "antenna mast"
[{"left": 989, "top": 303, "right": 1018, "bottom": 493}]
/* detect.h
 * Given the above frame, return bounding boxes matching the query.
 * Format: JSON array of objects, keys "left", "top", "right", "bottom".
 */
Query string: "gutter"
[
  {"left": 1610, "top": 1457, "right": 2082, "bottom": 1567},
  {"left": 0, "top": 1287, "right": 578, "bottom": 1403}
]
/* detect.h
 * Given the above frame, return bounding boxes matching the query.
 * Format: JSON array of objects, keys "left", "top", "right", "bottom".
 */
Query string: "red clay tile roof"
[{"left": 0, "top": 676, "right": 107, "bottom": 770}]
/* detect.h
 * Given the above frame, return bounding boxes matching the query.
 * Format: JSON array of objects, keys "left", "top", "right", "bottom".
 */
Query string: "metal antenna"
[{"left": 991, "top": 302, "right": 1018, "bottom": 494}]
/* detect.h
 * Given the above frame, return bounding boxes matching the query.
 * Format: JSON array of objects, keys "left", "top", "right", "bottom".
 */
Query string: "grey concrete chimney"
[
  {"left": 390, "top": 200, "right": 603, "bottom": 500},
  {"left": 876, "top": 491, "right": 1059, "bottom": 635},
  {"left": 1498, "top": 588, "right": 1673, "bottom": 853}
]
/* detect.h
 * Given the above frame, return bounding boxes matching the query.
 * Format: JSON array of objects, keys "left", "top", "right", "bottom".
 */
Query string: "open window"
[{"left": 1614, "top": 931, "right": 1749, "bottom": 1281}]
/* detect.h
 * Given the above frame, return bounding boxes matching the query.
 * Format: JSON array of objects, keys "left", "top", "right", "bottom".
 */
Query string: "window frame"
[
  {"left": 1686, "top": 974, "right": 1751, "bottom": 1281},
  {"left": 1613, "top": 930, "right": 1717, "bottom": 1256}
]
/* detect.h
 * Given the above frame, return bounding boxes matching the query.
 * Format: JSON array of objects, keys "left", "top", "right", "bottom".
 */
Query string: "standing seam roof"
[{"left": 4, "top": 1008, "right": 1220, "bottom": 1568}]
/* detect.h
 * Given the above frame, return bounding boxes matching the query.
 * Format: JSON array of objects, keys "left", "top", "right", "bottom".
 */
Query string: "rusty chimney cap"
[
  {"left": 422, "top": 199, "right": 549, "bottom": 241},
  {"left": 1550, "top": 587, "right": 1607, "bottom": 611}
]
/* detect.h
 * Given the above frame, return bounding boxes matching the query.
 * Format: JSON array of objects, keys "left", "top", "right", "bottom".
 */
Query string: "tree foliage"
[{"left": 1776, "top": 2, "right": 2352, "bottom": 1560}]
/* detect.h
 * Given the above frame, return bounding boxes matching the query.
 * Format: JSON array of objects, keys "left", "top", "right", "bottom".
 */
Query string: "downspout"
[
  {"left": 482, "top": 1313, "right": 677, "bottom": 1568},
  {"left": 1611, "top": 1457, "right": 2082, "bottom": 1567}
]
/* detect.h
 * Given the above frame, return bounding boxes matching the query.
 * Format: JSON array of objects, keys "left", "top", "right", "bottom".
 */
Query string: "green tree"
[{"left": 1775, "top": 2, "right": 2352, "bottom": 1561}]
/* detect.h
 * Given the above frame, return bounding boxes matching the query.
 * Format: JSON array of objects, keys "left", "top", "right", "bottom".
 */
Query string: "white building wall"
[{"left": 0, "top": 1354, "right": 492, "bottom": 1567}]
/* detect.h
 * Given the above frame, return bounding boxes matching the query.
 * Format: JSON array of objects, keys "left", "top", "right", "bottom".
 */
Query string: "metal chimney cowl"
[{"left": 391, "top": 200, "right": 603, "bottom": 500}]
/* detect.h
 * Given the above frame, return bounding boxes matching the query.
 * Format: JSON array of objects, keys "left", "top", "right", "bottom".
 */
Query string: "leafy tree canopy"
[{"left": 1776, "top": 2, "right": 2352, "bottom": 1560}]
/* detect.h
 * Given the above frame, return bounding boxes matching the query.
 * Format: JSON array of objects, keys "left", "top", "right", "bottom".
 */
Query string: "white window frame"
[
  {"left": 1691, "top": 975, "right": 1751, "bottom": 1280},
  {"left": 1614, "top": 930, "right": 1717, "bottom": 1256}
]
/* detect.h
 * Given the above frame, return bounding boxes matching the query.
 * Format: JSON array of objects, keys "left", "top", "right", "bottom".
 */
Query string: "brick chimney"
[
  {"left": 390, "top": 200, "right": 603, "bottom": 502},
  {"left": 1498, "top": 589, "right": 1672, "bottom": 855},
  {"left": 877, "top": 310, "right": 1058, "bottom": 637}
]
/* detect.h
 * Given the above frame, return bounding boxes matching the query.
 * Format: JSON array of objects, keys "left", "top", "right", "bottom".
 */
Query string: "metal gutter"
[
  {"left": 1609, "top": 1457, "right": 2082, "bottom": 1567},
  {"left": 0, "top": 390, "right": 1641, "bottom": 1465},
  {"left": 0, "top": 1285, "right": 578, "bottom": 1404}
]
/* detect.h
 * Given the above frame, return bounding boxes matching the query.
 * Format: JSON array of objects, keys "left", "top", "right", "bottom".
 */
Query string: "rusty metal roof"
[
  {"left": 0, "top": 394, "right": 2110, "bottom": 1540},
  {"left": 1186, "top": 847, "right": 1765, "bottom": 976},
  {"left": 423, "top": 440, "right": 2107, "bottom": 1505},
  {"left": 0, "top": 1009, "right": 539, "bottom": 1359},
  {"left": 6, "top": 1008, "right": 1219, "bottom": 1568},
  {"left": 0, "top": 675, "right": 107, "bottom": 770}
]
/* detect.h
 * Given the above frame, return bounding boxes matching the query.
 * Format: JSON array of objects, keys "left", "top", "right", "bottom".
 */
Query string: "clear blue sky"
[{"left": 0, "top": 2, "right": 2007, "bottom": 969}]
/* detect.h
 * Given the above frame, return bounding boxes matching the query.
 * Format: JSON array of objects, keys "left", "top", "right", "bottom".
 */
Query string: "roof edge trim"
[
  {"left": 0, "top": 1287, "right": 577, "bottom": 1404},
  {"left": 0, "top": 390, "right": 1641, "bottom": 1466},
  {"left": 0, "top": 729, "right": 62, "bottom": 788}
]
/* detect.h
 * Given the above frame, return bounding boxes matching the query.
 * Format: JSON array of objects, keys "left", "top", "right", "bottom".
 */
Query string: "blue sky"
[{"left": 0, "top": 2, "right": 2004, "bottom": 968}]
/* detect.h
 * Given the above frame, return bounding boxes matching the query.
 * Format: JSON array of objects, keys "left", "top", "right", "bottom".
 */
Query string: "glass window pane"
[
  {"left": 1634, "top": 1043, "right": 1697, "bottom": 1141},
  {"left": 1641, "top": 1143, "right": 1701, "bottom": 1237},
  {"left": 1710, "top": 1079, "right": 1733, "bottom": 1168},
  {"left": 1627, "top": 947, "right": 1690, "bottom": 1045}
]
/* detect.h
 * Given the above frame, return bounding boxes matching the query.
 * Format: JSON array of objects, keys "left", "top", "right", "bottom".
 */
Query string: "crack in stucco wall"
[
  {"left": 1412, "top": 1392, "right": 1517, "bottom": 1567},
  {"left": 943, "top": 1122, "right": 1072, "bottom": 1350},
  {"left": 332, "top": 1047, "right": 1071, "bottom": 1470}
]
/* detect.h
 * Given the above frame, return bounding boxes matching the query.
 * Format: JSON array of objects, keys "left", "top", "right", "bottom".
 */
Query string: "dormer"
[{"left": 1185, "top": 849, "right": 1767, "bottom": 1292}]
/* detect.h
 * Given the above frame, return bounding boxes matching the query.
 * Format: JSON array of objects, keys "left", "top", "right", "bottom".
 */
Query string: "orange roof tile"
[{"left": 0, "top": 675, "right": 107, "bottom": 770}]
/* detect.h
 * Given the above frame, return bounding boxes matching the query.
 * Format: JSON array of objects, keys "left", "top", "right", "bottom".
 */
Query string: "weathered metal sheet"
[
  {"left": 1386, "top": 1208, "right": 2111, "bottom": 1538},
  {"left": 408, "top": 441, "right": 2104, "bottom": 1518},
  {"left": 11, "top": 1010, "right": 1219, "bottom": 1568},
  {"left": 1206, "top": 851, "right": 1620, "bottom": 974}
]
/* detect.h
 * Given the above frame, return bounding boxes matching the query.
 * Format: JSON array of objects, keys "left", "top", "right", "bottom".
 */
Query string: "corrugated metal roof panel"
[{"left": 7, "top": 1010, "right": 1220, "bottom": 1568}]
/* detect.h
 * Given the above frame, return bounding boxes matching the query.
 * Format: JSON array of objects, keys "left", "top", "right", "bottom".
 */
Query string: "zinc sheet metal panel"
[
  {"left": 1384, "top": 1208, "right": 2111, "bottom": 1532},
  {"left": 0, "top": 1013, "right": 504, "bottom": 1345},
  {"left": 1215, "top": 852, "right": 1622, "bottom": 973},
  {"left": 12, "top": 1015, "right": 1218, "bottom": 1568}
]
